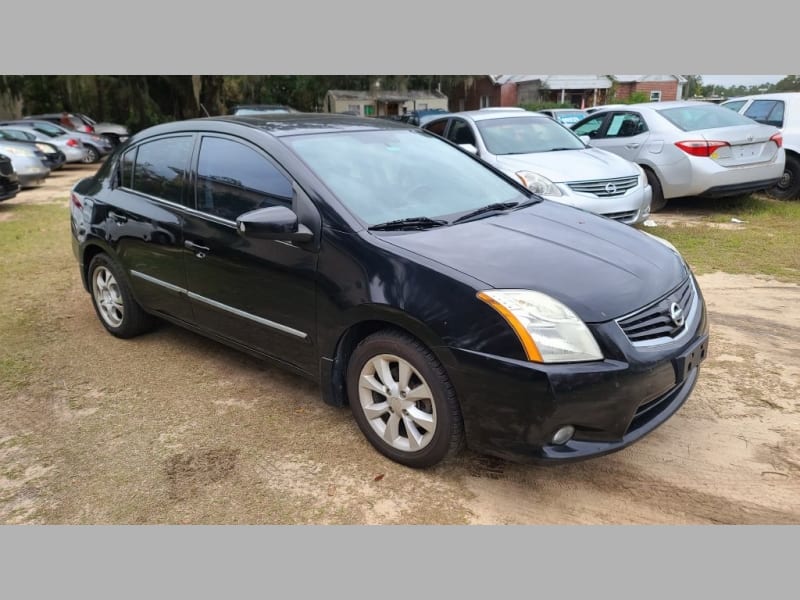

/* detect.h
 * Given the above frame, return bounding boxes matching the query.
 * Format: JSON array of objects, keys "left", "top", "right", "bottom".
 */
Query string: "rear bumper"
[{"left": 699, "top": 178, "right": 781, "bottom": 198}]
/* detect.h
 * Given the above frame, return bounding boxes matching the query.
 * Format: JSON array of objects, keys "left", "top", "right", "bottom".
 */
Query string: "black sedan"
[
  {"left": 0, "top": 153, "right": 20, "bottom": 201},
  {"left": 69, "top": 114, "right": 708, "bottom": 468}
]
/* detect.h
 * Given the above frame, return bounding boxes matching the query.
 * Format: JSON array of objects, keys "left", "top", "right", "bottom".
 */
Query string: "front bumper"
[
  {"left": 440, "top": 280, "right": 708, "bottom": 463},
  {"left": 546, "top": 182, "right": 652, "bottom": 226}
]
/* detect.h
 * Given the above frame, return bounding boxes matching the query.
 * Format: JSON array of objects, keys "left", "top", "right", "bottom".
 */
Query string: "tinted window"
[
  {"left": 744, "top": 100, "right": 784, "bottom": 127},
  {"left": 131, "top": 136, "right": 193, "bottom": 205},
  {"left": 118, "top": 147, "right": 136, "bottom": 188},
  {"left": 196, "top": 136, "right": 293, "bottom": 221},
  {"left": 605, "top": 113, "right": 647, "bottom": 137},
  {"left": 446, "top": 119, "right": 476, "bottom": 146},
  {"left": 424, "top": 119, "right": 448, "bottom": 137},
  {"left": 658, "top": 105, "right": 756, "bottom": 131}
]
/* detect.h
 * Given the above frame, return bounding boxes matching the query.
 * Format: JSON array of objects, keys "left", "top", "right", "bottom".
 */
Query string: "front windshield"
[
  {"left": 476, "top": 116, "right": 585, "bottom": 155},
  {"left": 285, "top": 129, "right": 525, "bottom": 225}
]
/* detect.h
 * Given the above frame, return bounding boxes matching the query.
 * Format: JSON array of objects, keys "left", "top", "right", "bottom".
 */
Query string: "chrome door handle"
[
  {"left": 625, "top": 143, "right": 640, "bottom": 149},
  {"left": 184, "top": 240, "right": 210, "bottom": 258}
]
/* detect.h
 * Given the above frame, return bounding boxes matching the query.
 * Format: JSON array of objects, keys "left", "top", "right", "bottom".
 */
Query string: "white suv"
[{"left": 721, "top": 92, "right": 800, "bottom": 199}]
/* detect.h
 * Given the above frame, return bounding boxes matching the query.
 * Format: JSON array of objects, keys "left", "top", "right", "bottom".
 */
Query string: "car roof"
[
  {"left": 129, "top": 113, "right": 415, "bottom": 140},
  {"left": 438, "top": 108, "right": 548, "bottom": 122},
  {"left": 722, "top": 92, "right": 800, "bottom": 103}
]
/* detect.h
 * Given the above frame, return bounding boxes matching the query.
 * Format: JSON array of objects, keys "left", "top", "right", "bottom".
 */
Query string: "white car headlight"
[
  {"left": 515, "top": 171, "right": 563, "bottom": 197},
  {"left": 35, "top": 143, "right": 52, "bottom": 153},
  {"left": 3, "top": 146, "right": 34, "bottom": 157},
  {"left": 477, "top": 289, "right": 603, "bottom": 363}
]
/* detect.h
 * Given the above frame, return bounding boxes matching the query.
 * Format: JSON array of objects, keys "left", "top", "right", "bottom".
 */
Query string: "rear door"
[
  {"left": 103, "top": 135, "right": 195, "bottom": 323},
  {"left": 582, "top": 110, "right": 650, "bottom": 163}
]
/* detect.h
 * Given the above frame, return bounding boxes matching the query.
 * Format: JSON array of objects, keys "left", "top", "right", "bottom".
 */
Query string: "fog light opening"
[{"left": 551, "top": 425, "right": 575, "bottom": 446}]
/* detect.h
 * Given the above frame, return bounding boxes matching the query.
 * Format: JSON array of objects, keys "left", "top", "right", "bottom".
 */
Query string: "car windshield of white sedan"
[
  {"left": 658, "top": 105, "right": 757, "bottom": 132},
  {"left": 285, "top": 130, "right": 525, "bottom": 225},
  {"left": 476, "top": 117, "right": 585, "bottom": 155}
]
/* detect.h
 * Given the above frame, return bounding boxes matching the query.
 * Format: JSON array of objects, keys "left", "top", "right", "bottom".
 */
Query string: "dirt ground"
[{"left": 1, "top": 165, "right": 798, "bottom": 524}]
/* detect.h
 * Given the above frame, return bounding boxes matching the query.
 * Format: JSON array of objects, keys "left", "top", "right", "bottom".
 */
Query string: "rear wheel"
[
  {"left": 88, "top": 253, "right": 155, "bottom": 338},
  {"left": 346, "top": 330, "right": 464, "bottom": 468},
  {"left": 81, "top": 145, "right": 100, "bottom": 164},
  {"left": 767, "top": 154, "right": 800, "bottom": 200},
  {"left": 645, "top": 168, "right": 667, "bottom": 212}
]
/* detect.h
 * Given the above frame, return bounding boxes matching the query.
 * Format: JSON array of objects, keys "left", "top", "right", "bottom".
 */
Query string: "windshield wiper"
[
  {"left": 368, "top": 216, "right": 449, "bottom": 231},
  {"left": 451, "top": 201, "right": 521, "bottom": 224}
]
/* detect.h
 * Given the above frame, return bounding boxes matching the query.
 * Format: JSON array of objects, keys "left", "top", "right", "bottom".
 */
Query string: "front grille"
[
  {"left": 618, "top": 278, "right": 694, "bottom": 343},
  {"left": 566, "top": 175, "right": 640, "bottom": 197},
  {"left": 0, "top": 158, "right": 13, "bottom": 176}
]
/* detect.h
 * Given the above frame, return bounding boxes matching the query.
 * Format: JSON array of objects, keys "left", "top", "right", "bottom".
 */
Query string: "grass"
[{"left": 649, "top": 195, "right": 800, "bottom": 283}]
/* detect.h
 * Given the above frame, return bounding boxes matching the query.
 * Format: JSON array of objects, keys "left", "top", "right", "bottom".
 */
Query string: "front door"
[
  {"left": 588, "top": 111, "right": 651, "bottom": 163},
  {"left": 181, "top": 134, "right": 319, "bottom": 375}
]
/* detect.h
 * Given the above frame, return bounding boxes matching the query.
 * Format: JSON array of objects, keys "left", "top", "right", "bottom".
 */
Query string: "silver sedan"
[
  {"left": 0, "top": 126, "right": 90, "bottom": 164},
  {"left": 571, "top": 101, "right": 785, "bottom": 210}
]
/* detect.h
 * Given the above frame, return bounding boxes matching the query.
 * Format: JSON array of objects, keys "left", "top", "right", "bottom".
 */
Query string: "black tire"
[
  {"left": 87, "top": 253, "right": 155, "bottom": 339},
  {"left": 82, "top": 145, "right": 100, "bottom": 164},
  {"left": 766, "top": 154, "right": 800, "bottom": 200},
  {"left": 645, "top": 168, "right": 667, "bottom": 212},
  {"left": 346, "top": 330, "right": 464, "bottom": 468}
]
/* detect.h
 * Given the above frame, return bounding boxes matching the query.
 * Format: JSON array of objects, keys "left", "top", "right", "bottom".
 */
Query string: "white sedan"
[{"left": 423, "top": 109, "right": 652, "bottom": 226}]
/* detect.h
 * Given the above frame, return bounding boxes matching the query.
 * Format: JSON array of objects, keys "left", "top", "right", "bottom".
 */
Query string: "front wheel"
[
  {"left": 346, "top": 330, "right": 464, "bottom": 468},
  {"left": 88, "top": 253, "right": 155, "bottom": 338},
  {"left": 767, "top": 154, "right": 800, "bottom": 200}
]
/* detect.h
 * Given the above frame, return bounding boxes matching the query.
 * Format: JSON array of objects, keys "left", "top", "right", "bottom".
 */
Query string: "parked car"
[
  {"left": 0, "top": 130, "right": 65, "bottom": 170},
  {"left": 3, "top": 120, "right": 111, "bottom": 163},
  {"left": 720, "top": 92, "right": 800, "bottom": 199},
  {"left": 422, "top": 108, "right": 652, "bottom": 225},
  {"left": 0, "top": 125, "right": 89, "bottom": 164},
  {"left": 400, "top": 108, "right": 450, "bottom": 126},
  {"left": 0, "top": 153, "right": 20, "bottom": 201},
  {"left": 538, "top": 108, "right": 588, "bottom": 126},
  {"left": 0, "top": 140, "right": 50, "bottom": 187},
  {"left": 232, "top": 104, "right": 297, "bottom": 116},
  {"left": 70, "top": 113, "right": 708, "bottom": 468},
  {"left": 571, "top": 101, "right": 786, "bottom": 211},
  {"left": 23, "top": 112, "right": 130, "bottom": 147}
]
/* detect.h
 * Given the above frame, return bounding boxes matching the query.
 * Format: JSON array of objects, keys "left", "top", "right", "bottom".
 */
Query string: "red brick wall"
[
  {"left": 614, "top": 82, "right": 635, "bottom": 100},
  {"left": 447, "top": 77, "right": 503, "bottom": 111},
  {"left": 614, "top": 81, "right": 679, "bottom": 101}
]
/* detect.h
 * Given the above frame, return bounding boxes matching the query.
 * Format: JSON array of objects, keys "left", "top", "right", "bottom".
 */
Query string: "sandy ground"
[{"left": 1, "top": 166, "right": 798, "bottom": 524}]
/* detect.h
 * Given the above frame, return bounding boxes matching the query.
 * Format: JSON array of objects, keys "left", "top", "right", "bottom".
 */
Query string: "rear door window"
[
  {"left": 744, "top": 100, "right": 785, "bottom": 128},
  {"left": 130, "top": 136, "right": 194, "bottom": 205}
]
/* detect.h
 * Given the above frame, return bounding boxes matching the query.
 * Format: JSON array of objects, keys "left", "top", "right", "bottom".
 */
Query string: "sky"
[{"left": 700, "top": 74, "right": 786, "bottom": 87}]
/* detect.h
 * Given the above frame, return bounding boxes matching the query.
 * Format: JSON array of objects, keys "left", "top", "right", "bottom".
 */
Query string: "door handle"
[
  {"left": 108, "top": 210, "right": 127, "bottom": 224},
  {"left": 625, "top": 143, "right": 640, "bottom": 150},
  {"left": 184, "top": 240, "right": 210, "bottom": 258}
]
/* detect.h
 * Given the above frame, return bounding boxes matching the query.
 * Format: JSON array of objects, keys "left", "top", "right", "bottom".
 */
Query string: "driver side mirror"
[
  {"left": 236, "top": 205, "right": 313, "bottom": 243},
  {"left": 459, "top": 143, "right": 478, "bottom": 155},
  {"left": 580, "top": 135, "right": 591, "bottom": 146}
]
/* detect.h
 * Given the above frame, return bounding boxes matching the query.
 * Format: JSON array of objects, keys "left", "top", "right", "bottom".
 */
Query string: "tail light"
[
  {"left": 71, "top": 192, "right": 82, "bottom": 209},
  {"left": 66, "top": 138, "right": 79, "bottom": 147},
  {"left": 80, "top": 125, "right": 95, "bottom": 133},
  {"left": 675, "top": 140, "right": 731, "bottom": 157},
  {"left": 770, "top": 133, "right": 783, "bottom": 148}
]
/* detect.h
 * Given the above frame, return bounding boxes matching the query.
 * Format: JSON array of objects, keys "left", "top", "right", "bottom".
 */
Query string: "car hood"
[
  {"left": 493, "top": 147, "right": 638, "bottom": 183},
  {"left": 379, "top": 201, "right": 687, "bottom": 322}
]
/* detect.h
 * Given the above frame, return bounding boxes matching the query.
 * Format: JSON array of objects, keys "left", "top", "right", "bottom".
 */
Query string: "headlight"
[
  {"left": 2, "top": 147, "right": 34, "bottom": 157},
  {"left": 477, "top": 289, "right": 603, "bottom": 363},
  {"left": 515, "top": 171, "right": 563, "bottom": 197},
  {"left": 35, "top": 143, "right": 52, "bottom": 153}
]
